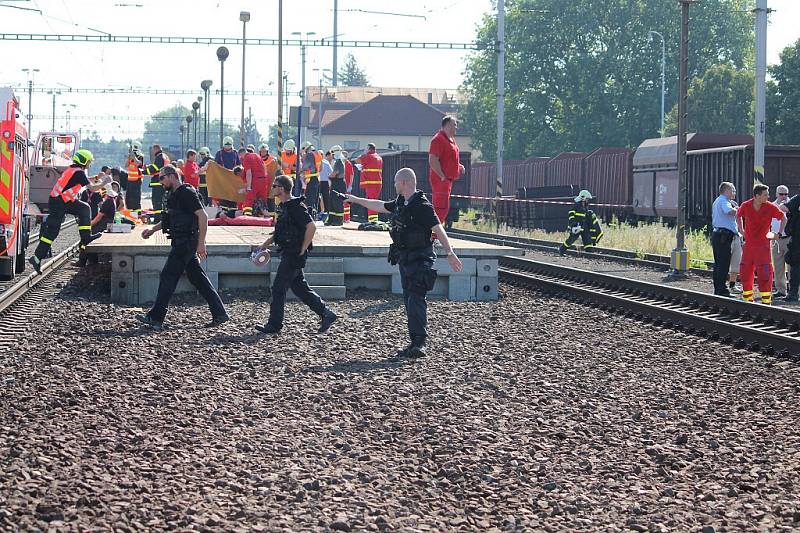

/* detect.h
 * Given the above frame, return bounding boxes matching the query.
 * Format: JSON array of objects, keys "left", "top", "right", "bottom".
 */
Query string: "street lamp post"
[
  {"left": 201, "top": 80, "right": 212, "bottom": 147},
  {"left": 21, "top": 68, "right": 40, "bottom": 136},
  {"left": 180, "top": 125, "right": 185, "bottom": 158},
  {"left": 192, "top": 101, "right": 200, "bottom": 149},
  {"left": 239, "top": 11, "right": 250, "bottom": 148},
  {"left": 216, "top": 47, "right": 230, "bottom": 149},
  {"left": 649, "top": 30, "right": 666, "bottom": 137},
  {"left": 185, "top": 115, "right": 193, "bottom": 154}
]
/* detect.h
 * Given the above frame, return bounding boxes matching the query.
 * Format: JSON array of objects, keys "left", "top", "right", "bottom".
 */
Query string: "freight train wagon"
[{"left": 348, "top": 150, "right": 471, "bottom": 225}]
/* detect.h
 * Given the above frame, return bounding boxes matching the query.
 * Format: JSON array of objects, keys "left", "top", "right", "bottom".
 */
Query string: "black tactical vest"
[
  {"left": 273, "top": 196, "right": 310, "bottom": 252},
  {"left": 389, "top": 192, "right": 434, "bottom": 250},
  {"left": 163, "top": 184, "right": 200, "bottom": 239}
]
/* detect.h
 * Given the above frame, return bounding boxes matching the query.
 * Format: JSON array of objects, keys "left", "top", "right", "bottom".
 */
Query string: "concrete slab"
[{"left": 90, "top": 223, "right": 519, "bottom": 305}]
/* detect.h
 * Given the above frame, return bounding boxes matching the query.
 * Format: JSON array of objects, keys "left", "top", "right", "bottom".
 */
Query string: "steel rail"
[
  {"left": 450, "top": 228, "right": 713, "bottom": 277},
  {"left": 0, "top": 241, "right": 79, "bottom": 315},
  {"left": 499, "top": 256, "right": 800, "bottom": 358}
]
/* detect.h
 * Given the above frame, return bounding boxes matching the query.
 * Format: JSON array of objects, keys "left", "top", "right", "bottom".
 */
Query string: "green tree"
[
  {"left": 80, "top": 132, "right": 130, "bottom": 168},
  {"left": 663, "top": 63, "right": 754, "bottom": 135},
  {"left": 143, "top": 105, "right": 240, "bottom": 155},
  {"left": 338, "top": 53, "right": 370, "bottom": 87},
  {"left": 461, "top": 0, "right": 754, "bottom": 160},
  {"left": 767, "top": 39, "right": 800, "bottom": 145},
  {"left": 266, "top": 123, "right": 298, "bottom": 151}
]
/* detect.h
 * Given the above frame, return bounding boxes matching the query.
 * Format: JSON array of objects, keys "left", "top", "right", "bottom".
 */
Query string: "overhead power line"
[
  {"left": 12, "top": 86, "right": 298, "bottom": 96},
  {"left": 33, "top": 114, "right": 274, "bottom": 121},
  {"left": 0, "top": 33, "right": 482, "bottom": 50}
]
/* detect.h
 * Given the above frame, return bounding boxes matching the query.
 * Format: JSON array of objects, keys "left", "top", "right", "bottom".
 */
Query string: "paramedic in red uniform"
[
  {"left": 737, "top": 183, "right": 787, "bottom": 305},
  {"left": 356, "top": 143, "right": 383, "bottom": 223},
  {"left": 428, "top": 115, "right": 465, "bottom": 226},
  {"left": 242, "top": 144, "right": 269, "bottom": 216}
]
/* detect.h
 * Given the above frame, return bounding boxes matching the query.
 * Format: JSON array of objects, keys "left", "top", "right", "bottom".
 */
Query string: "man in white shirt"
[{"left": 772, "top": 185, "right": 792, "bottom": 297}]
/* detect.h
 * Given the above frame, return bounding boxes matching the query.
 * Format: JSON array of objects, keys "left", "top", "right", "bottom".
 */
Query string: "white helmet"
[
  {"left": 132, "top": 141, "right": 142, "bottom": 151},
  {"left": 329, "top": 144, "right": 342, "bottom": 153},
  {"left": 575, "top": 189, "right": 593, "bottom": 202},
  {"left": 283, "top": 139, "right": 296, "bottom": 151}
]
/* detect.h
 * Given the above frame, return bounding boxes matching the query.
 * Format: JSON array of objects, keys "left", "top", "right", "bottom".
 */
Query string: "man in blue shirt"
[
  {"left": 711, "top": 181, "right": 739, "bottom": 296},
  {"left": 214, "top": 136, "right": 241, "bottom": 170}
]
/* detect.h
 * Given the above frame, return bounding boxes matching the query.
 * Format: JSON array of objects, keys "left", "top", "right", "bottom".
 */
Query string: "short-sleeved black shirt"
[
  {"left": 384, "top": 191, "right": 440, "bottom": 231},
  {"left": 166, "top": 184, "right": 204, "bottom": 214}
]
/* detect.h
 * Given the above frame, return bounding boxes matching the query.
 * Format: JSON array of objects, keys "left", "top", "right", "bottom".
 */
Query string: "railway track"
[
  {"left": 450, "top": 227, "right": 713, "bottom": 276},
  {"left": 499, "top": 255, "right": 800, "bottom": 359}
]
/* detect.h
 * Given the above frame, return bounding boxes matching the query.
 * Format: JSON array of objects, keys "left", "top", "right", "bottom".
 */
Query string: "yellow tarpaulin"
[{"left": 205, "top": 161, "right": 245, "bottom": 203}]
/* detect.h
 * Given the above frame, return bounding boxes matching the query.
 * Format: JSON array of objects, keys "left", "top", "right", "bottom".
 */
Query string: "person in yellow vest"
[
  {"left": 356, "top": 143, "right": 383, "bottom": 223},
  {"left": 28, "top": 150, "right": 112, "bottom": 274},
  {"left": 126, "top": 141, "right": 145, "bottom": 211},
  {"left": 143, "top": 143, "right": 171, "bottom": 222},
  {"left": 259, "top": 144, "right": 280, "bottom": 218}
]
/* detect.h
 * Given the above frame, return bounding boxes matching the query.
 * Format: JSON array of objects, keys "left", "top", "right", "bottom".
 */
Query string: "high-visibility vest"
[
  {"left": 304, "top": 152, "right": 321, "bottom": 182},
  {"left": 147, "top": 152, "right": 172, "bottom": 184},
  {"left": 359, "top": 151, "right": 383, "bottom": 187},
  {"left": 281, "top": 151, "right": 297, "bottom": 177},
  {"left": 50, "top": 166, "right": 84, "bottom": 203},
  {"left": 127, "top": 156, "right": 143, "bottom": 182}
]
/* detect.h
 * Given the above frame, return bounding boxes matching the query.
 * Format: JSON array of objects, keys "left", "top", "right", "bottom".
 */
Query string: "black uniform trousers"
[
  {"left": 267, "top": 251, "right": 326, "bottom": 329},
  {"left": 126, "top": 180, "right": 142, "bottom": 211},
  {"left": 199, "top": 175, "right": 209, "bottom": 206},
  {"left": 34, "top": 196, "right": 93, "bottom": 260},
  {"left": 150, "top": 182, "right": 164, "bottom": 222},
  {"left": 398, "top": 246, "right": 436, "bottom": 344},
  {"left": 319, "top": 181, "right": 330, "bottom": 214},
  {"left": 563, "top": 227, "right": 595, "bottom": 249},
  {"left": 326, "top": 177, "right": 346, "bottom": 225},
  {"left": 305, "top": 177, "right": 320, "bottom": 216},
  {"left": 147, "top": 237, "right": 227, "bottom": 323},
  {"left": 711, "top": 228, "right": 735, "bottom": 295}
]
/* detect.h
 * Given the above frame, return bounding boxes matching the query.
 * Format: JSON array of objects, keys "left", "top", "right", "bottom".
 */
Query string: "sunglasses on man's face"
[{"left": 779, "top": 192, "right": 789, "bottom": 196}]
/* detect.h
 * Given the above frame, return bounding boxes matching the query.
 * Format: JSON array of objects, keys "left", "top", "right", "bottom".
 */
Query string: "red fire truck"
[{"left": 0, "top": 87, "right": 33, "bottom": 280}]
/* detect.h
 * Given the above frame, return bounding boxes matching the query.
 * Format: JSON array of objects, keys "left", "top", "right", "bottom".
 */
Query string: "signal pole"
[
  {"left": 754, "top": 0, "right": 768, "bottom": 183},
  {"left": 496, "top": 0, "right": 505, "bottom": 231},
  {"left": 669, "top": 0, "right": 697, "bottom": 280}
]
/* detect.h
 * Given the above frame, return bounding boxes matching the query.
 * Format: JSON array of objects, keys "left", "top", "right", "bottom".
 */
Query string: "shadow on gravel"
[
  {"left": 206, "top": 332, "right": 265, "bottom": 344},
  {"left": 303, "top": 358, "right": 411, "bottom": 374},
  {"left": 90, "top": 327, "right": 155, "bottom": 339},
  {"left": 347, "top": 300, "right": 403, "bottom": 318}
]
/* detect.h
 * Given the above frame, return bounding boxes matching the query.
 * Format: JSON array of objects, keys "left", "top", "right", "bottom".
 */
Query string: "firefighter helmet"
[
  {"left": 575, "top": 189, "right": 592, "bottom": 202},
  {"left": 132, "top": 141, "right": 142, "bottom": 151},
  {"left": 223, "top": 136, "right": 234, "bottom": 147},
  {"left": 258, "top": 143, "right": 269, "bottom": 152},
  {"left": 198, "top": 147, "right": 211, "bottom": 157},
  {"left": 301, "top": 140, "right": 312, "bottom": 149},
  {"left": 72, "top": 149, "right": 94, "bottom": 167},
  {"left": 283, "top": 139, "right": 296, "bottom": 151},
  {"left": 330, "top": 144, "right": 343, "bottom": 153}
]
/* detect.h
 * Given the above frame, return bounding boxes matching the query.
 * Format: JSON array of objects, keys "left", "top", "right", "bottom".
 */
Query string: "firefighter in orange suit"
[
  {"left": 29, "top": 149, "right": 112, "bottom": 274},
  {"left": 126, "top": 141, "right": 145, "bottom": 211},
  {"left": 356, "top": 143, "right": 383, "bottom": 223}
]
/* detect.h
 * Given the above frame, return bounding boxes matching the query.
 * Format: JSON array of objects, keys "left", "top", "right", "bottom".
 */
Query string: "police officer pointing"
[
  {"left": 136, "top": 164, "right": 228, "bottom": 331},
  {"left": 345, "top": 167, "right": 463, "bottom": 358},
  {"left": 254, "top": 175, "right": 338, "bottom": 335}
]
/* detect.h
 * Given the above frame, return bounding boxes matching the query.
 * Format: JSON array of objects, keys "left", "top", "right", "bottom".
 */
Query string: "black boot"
[
  {"left": 407, "top": 336, "right": 427, "bottom": 358},
  {"left": 558, "top": 244, "right": 567, "bottom": 256}
]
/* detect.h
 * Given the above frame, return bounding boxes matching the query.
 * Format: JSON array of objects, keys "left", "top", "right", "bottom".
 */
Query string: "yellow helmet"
[{"left": 72, "top": 149, "right": 94, "bottom": 167}]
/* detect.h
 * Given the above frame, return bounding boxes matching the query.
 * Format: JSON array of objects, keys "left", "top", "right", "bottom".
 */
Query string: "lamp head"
[
  {"left": 192, "top": 101, "right": 200, "bottom": 110},
  {"left": 239, "top": 11, "right": 250, "bottom": 22},
  {"left": 216, "top": 47, "right": 229, "bottom": 62},
  {"left": 186, "top": 115, "right": 193, "bottom": 124},
  {"left": 201, "top": 79, "right": 213, "bottom": 91}
]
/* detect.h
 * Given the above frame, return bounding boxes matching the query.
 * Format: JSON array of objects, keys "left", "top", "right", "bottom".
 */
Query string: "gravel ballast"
[{"left": 2, "top": 270, "right": 800, "bottom": 531}]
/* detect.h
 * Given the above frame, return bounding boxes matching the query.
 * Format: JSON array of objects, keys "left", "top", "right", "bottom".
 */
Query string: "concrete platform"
[{"left": 87, "top": 223, "right": 523, "bottom": 305}]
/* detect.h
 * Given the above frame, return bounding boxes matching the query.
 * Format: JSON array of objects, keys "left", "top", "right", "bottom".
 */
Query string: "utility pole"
[
  {"left": 496, "top": 0, "right": 505, "bottom": 231},
  {"left": 754, "top": 0, "right": 768, "bottom": 183},
  {"left": 47, "top": 90, "right": 60, "bottom": 131},
  {"left": 240, "top": 11, "right": 250, "bottom": 148},
  {"left": 192, "top": 100, "right": 200, "bottom": 149},
  {"left": 21, "top": 68, "right": 39, "bottom": 136},
  {"left": 669, "top": 0, "right": 696, "bottom": 279},
  {"left": 277, "top": 0, "right": 284, "bottom": 149},
  {"left": 201, "top": 80, "right": 212, "bottom": 147},
  {"left": 333, "top": 0, "right": 339, "bottom": 86}
]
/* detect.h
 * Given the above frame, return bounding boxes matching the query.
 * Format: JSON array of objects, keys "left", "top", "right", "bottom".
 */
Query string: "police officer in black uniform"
[
  {"left": 136, "top": 164, "right": 228, "bottom": 331},
  {"left": 345, "top": 167, "right": 463, "bottom": 358},
  {"left": 254, "top": 174, "right": 338, "bottom": 335}
]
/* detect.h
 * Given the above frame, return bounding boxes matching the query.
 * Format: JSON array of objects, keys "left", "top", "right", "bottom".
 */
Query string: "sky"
[{"left": 1, "top": 0, "right": 798, "bottom": 144}]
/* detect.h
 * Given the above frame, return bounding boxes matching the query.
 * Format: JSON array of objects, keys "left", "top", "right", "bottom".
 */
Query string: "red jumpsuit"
[
  {"left": 357, "top": 149, "right": 383, "bottom": 223},
  {"left": 344, "top": 159, "right": 354, "bottom": 222},
  {"left": 241, "top": 152, "right": 268, "bottom": 215},
  {"left": 428, "top": 129, "right": 460, "bottom": 224},
  {"left": 737, "top": 198, "right": 784, "bottom": 304}
]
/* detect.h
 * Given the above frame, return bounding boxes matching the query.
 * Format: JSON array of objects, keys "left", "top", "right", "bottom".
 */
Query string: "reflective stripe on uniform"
[
  {"left": 39, "top": 236, "right": 53, "bottom": 245},
  {"left": 78, "top": 225, "right": 92, "bottom": 230}
]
